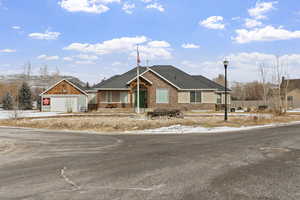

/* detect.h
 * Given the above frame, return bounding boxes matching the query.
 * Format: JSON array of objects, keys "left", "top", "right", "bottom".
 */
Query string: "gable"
[
  {"left": 44, "top": 80, "right": 85, "bottom": 95},
  {"left": 143, "top": 70, "right": 179, "bottom": 89}
]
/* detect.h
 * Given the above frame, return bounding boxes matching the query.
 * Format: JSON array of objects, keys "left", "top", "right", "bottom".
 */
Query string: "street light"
[{"left": 224, "top": 59, "right": 229, "bottom": 121}]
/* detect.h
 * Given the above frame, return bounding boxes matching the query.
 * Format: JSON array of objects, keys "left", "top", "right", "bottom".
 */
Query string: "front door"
[{"left": 135, "top": 91, "right": 147, "bottom": 108}]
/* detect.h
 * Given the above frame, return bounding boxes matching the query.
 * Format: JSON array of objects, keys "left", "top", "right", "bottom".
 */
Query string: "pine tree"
[
  {"left": 18, "top": 82, "right": 32, "bottom": 110},
  {"left": 2, "top": 92, "right": 13, "bottom": 110}
]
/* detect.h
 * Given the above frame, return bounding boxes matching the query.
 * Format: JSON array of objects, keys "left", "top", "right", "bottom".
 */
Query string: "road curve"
[{"left": 0, "top": 125, "right": 299, "bottom": 200}]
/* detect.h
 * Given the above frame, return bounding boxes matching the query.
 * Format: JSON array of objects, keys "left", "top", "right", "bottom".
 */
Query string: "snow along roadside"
[{"left": 126, "top": 121, "right": 300, "bottom": 134}]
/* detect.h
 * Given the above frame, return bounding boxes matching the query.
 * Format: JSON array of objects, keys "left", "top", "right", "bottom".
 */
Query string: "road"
[{"left": 0, "top": 125, "right": 299, "bottom": 200}]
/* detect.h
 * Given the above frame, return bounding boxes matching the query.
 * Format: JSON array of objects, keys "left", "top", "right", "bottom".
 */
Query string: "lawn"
[{"left": 0, "top": 113, "right": 300, "bottom": 133}]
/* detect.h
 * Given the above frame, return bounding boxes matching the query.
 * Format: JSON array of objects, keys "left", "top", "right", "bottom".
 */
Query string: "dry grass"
[{"left": 1, "top": 113, "right": 300, "bottom": 133}]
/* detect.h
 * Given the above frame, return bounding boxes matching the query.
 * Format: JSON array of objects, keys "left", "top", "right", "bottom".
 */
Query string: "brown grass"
[{"left": 1, "top": 114, "right": 300, "bottom": 133}]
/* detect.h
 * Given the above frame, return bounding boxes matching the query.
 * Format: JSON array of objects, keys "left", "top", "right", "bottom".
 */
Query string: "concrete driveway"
[{"left": 0, "top": 125, "right": 299, "bottom": 200}]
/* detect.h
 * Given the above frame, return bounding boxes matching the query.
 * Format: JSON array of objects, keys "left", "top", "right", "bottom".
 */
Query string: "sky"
[{"left": 0, "top": 0, "right": 300, "bottom": 84}]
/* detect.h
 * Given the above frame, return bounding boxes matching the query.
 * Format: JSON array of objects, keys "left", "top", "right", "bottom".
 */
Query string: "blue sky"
[{"left": 0, "top": 0, "right": 300, "bottom": 84}]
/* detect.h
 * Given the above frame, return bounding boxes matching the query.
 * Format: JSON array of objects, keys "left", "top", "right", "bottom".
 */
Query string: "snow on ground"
[
  {"left": 0, "top": 111, "right": 63, "bottom": 120},
  {"left": 129, "top": 122, "right": 300, "bottom": 134},
  {"left": 287, "top": 109, "right": 300, "bottom": 113}
]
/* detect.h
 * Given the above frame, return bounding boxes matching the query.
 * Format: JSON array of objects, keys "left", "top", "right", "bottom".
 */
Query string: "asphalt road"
[{"left": 0, "top": 125, "right": 299, "bottom": 200}]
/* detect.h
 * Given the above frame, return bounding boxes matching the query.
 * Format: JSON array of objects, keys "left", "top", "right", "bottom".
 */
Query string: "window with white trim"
[
  {"left": 120, "top": 92, "right": 129, "bottom": 103},
  {"left": 156, "top": 89, "right": 169, "bottom": 103},
  {"left": 105, "top": 91, "right": 112, "bottom": 103},
  {"left": 190, "top": 91, "right": 201, "bottom": 103}
]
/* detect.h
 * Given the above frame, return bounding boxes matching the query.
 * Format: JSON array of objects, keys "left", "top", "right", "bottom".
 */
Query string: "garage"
[{"left": 40, "top": 79, "right": 88, "bottom": 113}]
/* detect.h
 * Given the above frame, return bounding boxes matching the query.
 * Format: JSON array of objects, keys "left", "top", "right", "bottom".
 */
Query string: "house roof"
[
  {"left": 281, "top": 78, "right": 300, "bottom": 92},
  {"left": 93, "top": 65, "right": 229, "bottom": 91},
  {"left": 40, "top": 79, "right": 88, "bottom": 95}
]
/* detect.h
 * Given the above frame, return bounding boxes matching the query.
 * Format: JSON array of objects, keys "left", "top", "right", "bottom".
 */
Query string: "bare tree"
[
  {"left": 40, "top": 65, "right": 49, "bottom": 78},
  {"left": 270, "top": 55, "right": 290, "bottom": 114},
  {"left": 213, "top": 74, "right": 225, "bottom": 86},
  {"left": 258, "top": 63, "right": 269, "bottom": 105}
]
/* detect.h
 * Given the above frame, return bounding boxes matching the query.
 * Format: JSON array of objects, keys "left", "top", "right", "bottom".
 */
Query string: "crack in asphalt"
[{"left": 60, "top": 167, "right": 81, "bottom": 191}]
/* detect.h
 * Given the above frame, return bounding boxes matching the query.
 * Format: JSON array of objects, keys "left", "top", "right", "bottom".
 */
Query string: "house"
[
  {"left": 93, "top": 65, "right": 230, "bottom": 111},
  {"left": 40, "top": 79, "right": 89, "bottom": 112},
  {"left": 281, "top": 77, "right": 300, "bottom": 109}
]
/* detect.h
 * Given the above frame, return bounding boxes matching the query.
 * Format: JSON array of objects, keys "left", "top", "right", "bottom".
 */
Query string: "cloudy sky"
[{"left": 0, "top": 0, "right": 299, "bottom": 84}]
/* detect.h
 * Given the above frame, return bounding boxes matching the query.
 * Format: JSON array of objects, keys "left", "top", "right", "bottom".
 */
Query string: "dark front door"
[{"left": 135, "top": 91, "right": 147, "bottom": 108}]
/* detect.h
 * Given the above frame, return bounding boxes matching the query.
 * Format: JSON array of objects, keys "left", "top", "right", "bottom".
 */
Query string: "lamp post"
[{"left": 224, "top": 59, "right": 229, "bottom": 121}]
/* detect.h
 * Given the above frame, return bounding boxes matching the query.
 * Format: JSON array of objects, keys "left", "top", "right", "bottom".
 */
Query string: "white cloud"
[
  {"left": 141, "top": 0, "right": 152, "bottom": 3},
  {"left": 122, "top": 2, "right": 135, "bottom": 14},
  {"left": 0, "top": 49, "right": 16, "bottom": 53},
  {"left": 182, "top": 43, "right": 200, "bottom": 49},
  {"left": 248, "top": 1, "right": 277, "bottom": 19},
  {"left": 75, "top": 60, "right": 96, "bottom": 65},
  {"left": 137, "top": 43, "right": 172, "bottom": 60},
  {"left": 234, "top": 26, "right": 300, "bottom": 43},
  {"left": 63, "top": 56, "right": 73, "bottom": 61},
  {"left": 37, "top": 54, "right": 59, "bottom": 60},
  {"left": 59, "top": 0, "right": 120, "bottom": 14},
  {"left": 75, "top": 54, "right": 99, "bottom": 60},
  {"left": 181, "top": 52, "right": 300, "bottom": 82},
  {"left": 12, "top": 26, "right": 21, "bottom": 30},
  {"left": 29, "top": 31, "right": 61, "bottom": 40},
  {"left": 244, "top": 18, "right": 263, "bottom": 28},
  {"left": 64, "top": 36, "right": 172, "bottom": 60},
  {"left": 64, "top": 36, "right": 147, "bottom": 54},
  {"left": 147, "top": 40, "right": 170, "bottom": 48},
  {"left": 200, "top": 16, "right": 225, "bottom": 30},
  {"left": 146, "top": 3, "right": 164, "bottom": 12}
]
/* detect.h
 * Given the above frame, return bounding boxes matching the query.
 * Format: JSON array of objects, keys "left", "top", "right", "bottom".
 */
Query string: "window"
[
  {"left": 105, "top": 91, "right": 112, "bottom": 103},
  {"left": 120, "top": 92, "right": 128, "bottom": 103},
  {"left": 190, "top": 91, "right": 201, "bottom": 103},
  {"left": 103, "top": 91, "right": 128, "bottom": 103},
  {"left": 156, "top": 89, "right": 169, "bottom": 103},
  {"left": 217, "top": 94, "right": 222, "bottom": 104},
  {"left": 288, "top": 96, "right": 293, "bottom": 101}
]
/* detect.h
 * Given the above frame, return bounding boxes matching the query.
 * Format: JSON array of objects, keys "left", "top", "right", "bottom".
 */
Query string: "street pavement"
[{"left": 0, "top": 125, "right": 299, "bottom": 200}]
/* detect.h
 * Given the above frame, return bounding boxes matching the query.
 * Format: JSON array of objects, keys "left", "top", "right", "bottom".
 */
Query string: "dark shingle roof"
[
  {"left": 281, "top": 78, "right": 300, "bottom": 92},
  {"left": 66, "top": 79, "right": 87, "bottom": 92},
  {"left": 94, "top": 65, "right": 228, "bottom": 91},
  {"left": 192, "top": 75, "right": 227, "bottom": 91},
  {"left": 93, "top": 67, "right": 148, "bottom": 89}
]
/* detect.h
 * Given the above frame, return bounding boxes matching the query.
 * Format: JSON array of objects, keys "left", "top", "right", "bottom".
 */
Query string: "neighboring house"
[
  {"left": 40, "top": 79, "right": 89, "bottom": 112},
  {"left": 93, "top": 65, "right": 230, "bottom": 111},
  {"left": 281, "top": 77, "right": 300, "bottom": 109}
]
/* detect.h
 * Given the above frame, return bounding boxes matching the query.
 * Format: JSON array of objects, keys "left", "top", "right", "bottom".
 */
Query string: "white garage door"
[{"left": 51, "top": 97, "right": 78, "bottom": 112}]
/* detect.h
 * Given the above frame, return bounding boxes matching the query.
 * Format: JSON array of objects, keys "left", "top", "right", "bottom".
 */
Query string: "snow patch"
[
  {"left": 0, "top": 111, "right": 63, "bottom": 119},
  {"left": 129, "top": 122, "right": 300, "bottom": 134}
]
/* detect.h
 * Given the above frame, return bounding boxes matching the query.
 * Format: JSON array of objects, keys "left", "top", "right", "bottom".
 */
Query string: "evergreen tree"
[
  {"left": 18, "top": 82, "right": 32, "bottom": 110},
  {"left": 2, "top": 92, "right": 13, "bottom": 110}
]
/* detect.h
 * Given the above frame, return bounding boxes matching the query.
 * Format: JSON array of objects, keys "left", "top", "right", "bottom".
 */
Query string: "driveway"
[{"left": 0, "top": 125, "right": 299, "bottom": 200}]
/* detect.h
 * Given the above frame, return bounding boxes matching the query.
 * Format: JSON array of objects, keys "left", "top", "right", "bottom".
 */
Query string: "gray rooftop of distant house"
[{"left": 93, "top": 65, "right": 227, "bottom": 91}]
